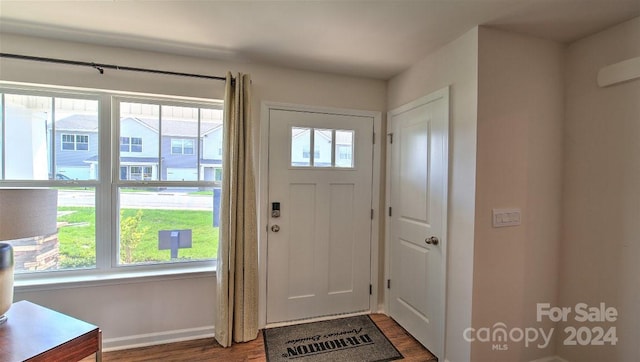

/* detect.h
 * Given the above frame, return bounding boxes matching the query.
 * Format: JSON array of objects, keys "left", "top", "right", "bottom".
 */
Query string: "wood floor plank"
[{"left": 82, "top": 314, "right": 436, "bottom": 361}]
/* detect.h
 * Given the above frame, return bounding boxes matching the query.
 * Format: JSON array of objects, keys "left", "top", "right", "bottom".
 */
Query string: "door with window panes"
[{"left": 266, "top": 109, "right": 374, "bottom": 324}]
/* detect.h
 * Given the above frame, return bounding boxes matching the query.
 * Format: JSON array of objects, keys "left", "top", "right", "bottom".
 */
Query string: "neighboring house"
[
  {"left": 54, "top": 115, "right": 223, "bottom": 182},
  {"left": 54, "top": 114, "right": 100, "bottom": 180}
]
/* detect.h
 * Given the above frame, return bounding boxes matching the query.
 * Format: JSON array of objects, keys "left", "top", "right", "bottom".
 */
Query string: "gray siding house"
[{"left": 54, "top": 115, "right": 222, "bottom": 181}]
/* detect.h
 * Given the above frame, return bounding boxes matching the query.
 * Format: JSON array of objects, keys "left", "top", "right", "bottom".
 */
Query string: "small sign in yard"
[{"left": 158, "top": 229, "right": 192, "bottom": 258}]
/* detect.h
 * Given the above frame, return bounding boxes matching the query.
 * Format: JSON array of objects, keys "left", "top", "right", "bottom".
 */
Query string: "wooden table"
[{"left": 0, "top": 300, "right": 101, "bottom": 362}]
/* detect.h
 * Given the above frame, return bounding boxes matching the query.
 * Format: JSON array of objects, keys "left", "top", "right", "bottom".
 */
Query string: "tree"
[{"left": 120, "top": 209, "right": 147, "bottom": 264}]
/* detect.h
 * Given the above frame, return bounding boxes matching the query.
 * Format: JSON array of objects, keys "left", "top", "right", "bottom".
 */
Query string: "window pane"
[
  {"left": 120, "top": 102, "right": 159, "bottom": 181},
  {"left": 162, "top": 105, "right": 198, "bottom": 181},
  {"left": 55, "top": 98, "right": 99, "bottom": 180},
  {"left": 11, "top": 187, "right": 97, "bottom": 274},
  {"left": 0, "top": 94, "right": 3, "bottom": 175},
  {"left": 171, "top": 139, "right": 183, "bottom": 154},
  {"left": 335, "top": 130, "right": 354, "bottom": 168},
  {"left": 314, "top": 129, "right": 332, "bottom": 167},
  {"left": 291, "top": 127, "right": 311, "bottom": 167},
  {"left": 3, "top": 94, "right": 52, "bottom": 180},
  {"left": 199, "top": 109, "right": 223, "bottom": 182},
  {"left": 118, "top": 187, "right": 217, "bottom": 265},
  {"left": 183, "top": 140, "right": 194, "bottom": 155},
  {"left": 131, "top": 137, "right": 143, "bottom": 152},
  {"left": 120, "top": 137, "right": 130, "bottom": 152},
  {"left": 76, "top": 135, "right": 89, "bottom": 151},
  {"left": 2, "top": 94, "right": 98, "bottom": 181}
]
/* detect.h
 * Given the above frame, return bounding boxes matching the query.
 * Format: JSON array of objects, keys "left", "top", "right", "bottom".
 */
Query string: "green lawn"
[{"left": 57, "top": 207, "right": 218, "bottom": 268}]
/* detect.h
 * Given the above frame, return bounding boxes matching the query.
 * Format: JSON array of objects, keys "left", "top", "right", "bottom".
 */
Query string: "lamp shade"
[{"left": 0, "top": 189, "right": 58, "bottom": 240}]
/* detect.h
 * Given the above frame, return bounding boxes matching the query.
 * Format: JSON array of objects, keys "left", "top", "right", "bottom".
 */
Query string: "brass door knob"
[{"left": 271, "top": 225, "right": 280, "bottom": 232}]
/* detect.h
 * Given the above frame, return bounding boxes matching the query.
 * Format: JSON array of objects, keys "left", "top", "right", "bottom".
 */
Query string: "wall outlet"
[{"left": 492, "top": 208, "right": 521, "bottom": 228}]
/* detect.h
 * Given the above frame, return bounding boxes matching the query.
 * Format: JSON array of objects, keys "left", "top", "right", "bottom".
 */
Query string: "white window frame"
[{"left": 1, "top": 82, "right": 223, "bottom": 286}]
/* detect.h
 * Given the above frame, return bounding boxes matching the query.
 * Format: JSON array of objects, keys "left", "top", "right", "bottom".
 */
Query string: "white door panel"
[
  {"left": 388, "top": 87, "right": 449, "bottom": 359},
  {"left": 267, "top": 109, "right": 373, "bottom": 324}
]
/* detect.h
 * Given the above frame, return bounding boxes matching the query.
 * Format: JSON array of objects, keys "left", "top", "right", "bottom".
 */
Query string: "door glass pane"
[
  {"left": 291, "top": 127, "right": 311, "bottom": 167},
  {"left": 335, "top": 130, "right": 354, "bottom": 168},
  {"left": 314, "top": 129, "right": 332, "bottom": 167}
]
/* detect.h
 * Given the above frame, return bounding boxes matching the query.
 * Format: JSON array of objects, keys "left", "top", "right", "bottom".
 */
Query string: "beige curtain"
[{"left": 215, "top": 72, "right": 258, "bottom": 347}]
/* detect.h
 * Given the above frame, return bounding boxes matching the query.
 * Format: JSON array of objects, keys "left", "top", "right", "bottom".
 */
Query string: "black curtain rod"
[{"left": 0, "top": 53, "right": 228, "bottom": 82}]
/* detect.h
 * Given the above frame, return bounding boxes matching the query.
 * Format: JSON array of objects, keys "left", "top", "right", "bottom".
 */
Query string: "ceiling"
[{"left": 1, "top": 0, "right": 639, "bottom": 80}]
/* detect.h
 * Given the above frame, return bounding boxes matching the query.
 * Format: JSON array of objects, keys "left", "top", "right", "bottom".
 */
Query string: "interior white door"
[
  {"left": 267, "top": 108, "right": 374, "bottom": 324},
  {"left": 388, "top": 87, "right": 449, "bottom": 358}
]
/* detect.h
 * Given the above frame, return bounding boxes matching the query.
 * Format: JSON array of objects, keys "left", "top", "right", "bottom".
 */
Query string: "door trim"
[
  {"left": 258, "top": 101, "right": 382, "bottom": 328},
  {"left": 384, "top": 87, "right": 450, "bottom": 350}
]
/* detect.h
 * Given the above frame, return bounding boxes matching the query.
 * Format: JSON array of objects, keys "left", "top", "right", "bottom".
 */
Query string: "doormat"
[{"left": 263, "top": 315, "right": 403, "bottom": 362}]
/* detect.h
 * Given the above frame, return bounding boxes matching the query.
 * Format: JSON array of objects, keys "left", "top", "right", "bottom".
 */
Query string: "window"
[
  {"left": 290, "top": 127, "right": 354, "bottom": 168},
  {"left": 0, "top": 84, "right": 223, "bottom": 276},
  {"left": 120, "top": 137, "right": 143, "bottom": 152},
  {"left": 171, "top": 139, "right": 195, "bottom": 155},
  {"left": 125, "top": 165, "right": 153, "bottom": 181},
  {"left": 335, "top": 130, "right": 354, "bottom": 168},
  {"left": 214, "top": 167, "right": 222, "bottom": 182},
  {"left": 62, "top": 134, "right": 89, "bottom": 151},
  {"left": 302, "top": 145, "right": 320, "bottom": 159}
]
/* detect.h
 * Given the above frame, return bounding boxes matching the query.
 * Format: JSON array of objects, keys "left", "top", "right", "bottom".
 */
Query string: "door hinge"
[
  {"left": 371, "top": 209, "right": 374, "bottom": 220},
  {"left": 387, "top": 279, "right": 391, "bottom": 289},
  {"left": 369, "top": 284, "right": 373, "bottom": 295},
  {"left": 373, "top": 131, "right": 375, "bottom": 144},
  {"left": 388, "top": 133, "right": 393, "bottom": 144},
  {"left": 388, "top": 207, "right": 392, "bottom": 217}
]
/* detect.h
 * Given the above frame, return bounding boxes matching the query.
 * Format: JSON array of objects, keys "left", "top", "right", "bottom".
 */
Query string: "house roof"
[{"left": 55, "top": 114, "right": 98, "bottom": 132}]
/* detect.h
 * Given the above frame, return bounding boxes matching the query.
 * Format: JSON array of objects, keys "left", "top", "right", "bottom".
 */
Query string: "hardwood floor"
[{"left": 85, "top": 314, "right": 437, "bottom": 361}]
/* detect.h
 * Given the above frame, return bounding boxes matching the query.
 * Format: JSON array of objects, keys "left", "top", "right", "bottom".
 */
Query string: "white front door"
[
  {"left": 267, "top": 109, "right": 374, "bottom": 324},
  {"left": 387, "top": 87, "right": 449, "bottom": 358}
]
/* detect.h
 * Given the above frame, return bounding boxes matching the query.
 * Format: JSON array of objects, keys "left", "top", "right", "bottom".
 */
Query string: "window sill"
[{"left": 14, "top": 264, "right": 216, "bottom": 293}]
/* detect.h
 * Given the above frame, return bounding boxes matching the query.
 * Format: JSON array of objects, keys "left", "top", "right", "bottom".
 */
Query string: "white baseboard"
[
  {"left": 529, "top": 356, "right": 569, "bottom": 362},
  {"left": 102, "top": 326, "right": 215, "bottom": 351}
]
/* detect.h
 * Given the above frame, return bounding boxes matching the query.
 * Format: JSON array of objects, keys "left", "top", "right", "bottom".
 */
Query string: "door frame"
[
  {"left": 384, "top": 87, "right": 450, "bottom": 349},
  {"left": 258, "top": 101, "right": 383, "bottom": 328}
]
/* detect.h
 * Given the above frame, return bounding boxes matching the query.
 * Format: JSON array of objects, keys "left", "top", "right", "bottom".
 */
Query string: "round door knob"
[
  {"left": 271, "top": 225, "right": 280, "bottom": 232},
  {"left": 425, "top": 236, "right": 439, "bottom": 245}
]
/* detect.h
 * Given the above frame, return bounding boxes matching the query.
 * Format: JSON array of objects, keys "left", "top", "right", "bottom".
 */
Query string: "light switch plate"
[{"left": 492, "top": 208, "right": 521, "bottom": 228}]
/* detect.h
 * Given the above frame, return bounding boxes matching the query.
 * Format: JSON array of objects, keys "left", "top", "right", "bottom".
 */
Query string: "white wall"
[
  {"left": 388, "top": 26, "right": 567, "bottom": 362},
  {"left": 388, "top": 27, "right": 479, "bottom": 362},
  {"left": 473, "top": 27, "right": 565, "bottom": 362},
  {"left": 0, "top": 33, "right": 386, "bottom": 350},
  {"left": 559, "top": 16, "right": 640, "bottom": 362}
]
